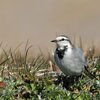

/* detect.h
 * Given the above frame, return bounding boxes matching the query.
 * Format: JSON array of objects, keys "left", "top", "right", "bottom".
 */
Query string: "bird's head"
[{"left": 51, "top": 35, "right": 73, "bottom": 48}]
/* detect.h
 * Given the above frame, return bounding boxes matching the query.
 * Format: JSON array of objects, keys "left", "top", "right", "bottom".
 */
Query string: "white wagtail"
[{"left": 51, "top": 35, "right": 96, "bottom": 79}]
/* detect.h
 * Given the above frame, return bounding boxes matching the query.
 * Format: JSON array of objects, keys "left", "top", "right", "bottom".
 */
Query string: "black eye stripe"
[
  {"left": 59, "top": 39, "right": 69, "bottom": 41},
  {"left": 62, "top": 38, "right": 64, "bottom": 41}
]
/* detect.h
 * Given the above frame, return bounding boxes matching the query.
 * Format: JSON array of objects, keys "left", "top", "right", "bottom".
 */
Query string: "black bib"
[{"left": 56, "top": 47, "right": 67, "bottom": 59}]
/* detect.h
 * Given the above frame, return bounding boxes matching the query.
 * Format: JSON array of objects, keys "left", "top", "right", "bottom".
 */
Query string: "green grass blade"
[
  {"left": 0, "top": 57, "right": 10, "bottom": 66},
  {"left": 24, "top": 45, "right": 33, "bottom": 73},
  {"left": 79, "top": 36, "right": 82, "bottom": 48}
]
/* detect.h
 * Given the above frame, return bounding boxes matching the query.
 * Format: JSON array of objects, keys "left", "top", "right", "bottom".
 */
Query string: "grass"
[{"left": 0, "top": 40, "right": 100, "bottom": 100}]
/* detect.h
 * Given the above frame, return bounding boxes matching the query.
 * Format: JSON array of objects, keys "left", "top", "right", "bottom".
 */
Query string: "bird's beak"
[{"left": 51, "top": 40, "right": 57, "bottom": 42}]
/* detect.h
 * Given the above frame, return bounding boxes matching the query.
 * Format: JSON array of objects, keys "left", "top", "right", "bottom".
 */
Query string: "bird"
[{"left": 51, "top": 35, "right": 96, "bottom": 79}]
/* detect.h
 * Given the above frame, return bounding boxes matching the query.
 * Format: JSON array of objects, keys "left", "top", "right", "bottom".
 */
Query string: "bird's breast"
[
  {"left": 56, "top": 47, "right": 67, "bottom": 59},
  {"left": 54, "top": 48, "right": 83, "bottom": 76}
]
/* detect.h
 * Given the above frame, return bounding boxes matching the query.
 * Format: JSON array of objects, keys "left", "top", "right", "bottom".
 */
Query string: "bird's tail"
[{"left": 84, "top": 66, "right": 98, "bottom": 80}]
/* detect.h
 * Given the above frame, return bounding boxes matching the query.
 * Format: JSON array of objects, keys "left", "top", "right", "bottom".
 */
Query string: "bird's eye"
[{"left": 62, "top": 38, "right": 65, "bottom": 41}]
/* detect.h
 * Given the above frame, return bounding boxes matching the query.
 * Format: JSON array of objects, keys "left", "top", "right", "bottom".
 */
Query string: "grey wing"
[
  {"left": 74, "top": 47, "right": 97, "bottom": 79},
  {"left": 73, "top": 47, "right": 87, "bottom": 66}
]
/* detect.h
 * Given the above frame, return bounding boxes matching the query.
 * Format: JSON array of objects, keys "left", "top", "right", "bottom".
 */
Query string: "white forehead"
[{"left": 56, "top": 36, "right": 68, "bottom": 40}]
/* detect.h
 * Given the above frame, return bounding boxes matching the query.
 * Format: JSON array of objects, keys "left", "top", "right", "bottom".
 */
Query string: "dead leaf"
[
  {"left": 93, "top": 90, "right": 99, "bottom": 97},
  {"left": 0, "top": 81, "right": 6, "bottom": 88},
  {"left": 73, "top": 89, "right": 79, "bottom": 94}
]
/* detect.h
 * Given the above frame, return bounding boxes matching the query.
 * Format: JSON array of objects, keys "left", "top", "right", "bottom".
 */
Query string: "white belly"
[{"left": 54, "top": 49, "right": 83, "bottom": 76}]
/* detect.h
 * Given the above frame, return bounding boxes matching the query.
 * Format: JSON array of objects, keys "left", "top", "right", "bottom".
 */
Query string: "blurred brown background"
[{"left": 0, "top": 0, "right": 100, "bottom": 56}]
